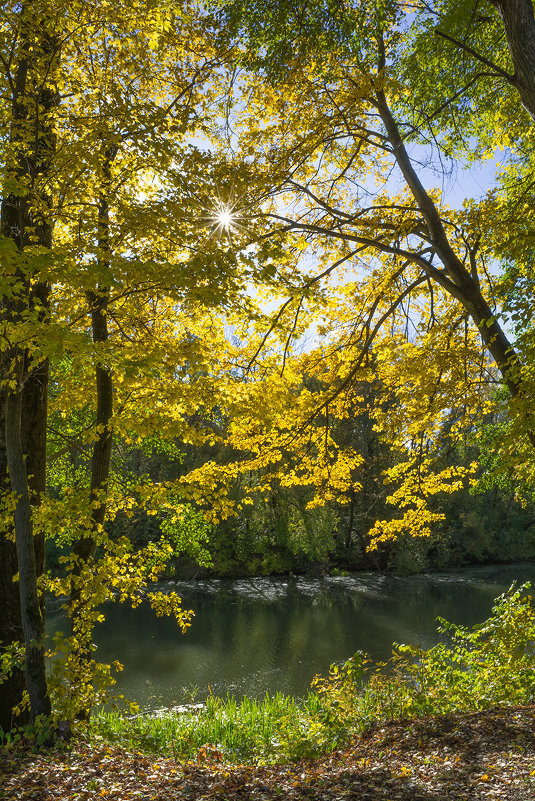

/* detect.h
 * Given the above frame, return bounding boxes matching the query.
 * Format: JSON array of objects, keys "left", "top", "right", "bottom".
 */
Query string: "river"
[{"left": 46, "top": 562, "right": 535, "bottom": 711}]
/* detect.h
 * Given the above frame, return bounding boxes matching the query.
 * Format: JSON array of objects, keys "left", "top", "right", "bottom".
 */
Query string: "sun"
[
  {"left": 202, "top": 195, "right": 244, "bottom": 239},
  {"left": 215, "top": 207, "right": 235, "bottom": 230}
]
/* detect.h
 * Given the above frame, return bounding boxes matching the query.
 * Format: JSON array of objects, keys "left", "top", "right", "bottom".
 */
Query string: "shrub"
[{"left": 313, "top": 583, "right": 535, "bottom": 731}]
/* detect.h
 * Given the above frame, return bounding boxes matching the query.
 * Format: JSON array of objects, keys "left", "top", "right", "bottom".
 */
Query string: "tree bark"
[
  {"left": 69, "top": 147, "right": 115, "bottom": 719},
  {"left": 71, "top": 290, "right": 114, "bottom": 567},
  {"left": 492, "top": 0, "right": 535, "bottom": 122},
  {"left": 0, "top": 380, "right": 26, "bottom": 731},
  {"left": 375, "top": 86, "right": 531, "bottom": 428},
  {"left": 0, "top": 3, "right": 58, "bottom": 725},
  {"left": 5, "top": 361, "right": 51, "bottom": 720},
  {"left": 72, "top": 147, "right": 115, "bottom": 569}
]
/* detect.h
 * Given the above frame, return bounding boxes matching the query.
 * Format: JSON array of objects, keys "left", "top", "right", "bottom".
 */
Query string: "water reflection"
[{"left": 46, "top": 563, "right": 535, "bottom": 710}]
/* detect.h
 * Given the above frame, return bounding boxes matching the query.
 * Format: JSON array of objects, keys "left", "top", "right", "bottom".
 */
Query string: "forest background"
[{"left": 2, "top": 0, "right": 535, "bottom": 731}]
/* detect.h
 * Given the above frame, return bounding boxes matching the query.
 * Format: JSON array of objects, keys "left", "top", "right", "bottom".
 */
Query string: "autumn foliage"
[{"left": 2, "top": 0, "right": 535, "bottom": 733}]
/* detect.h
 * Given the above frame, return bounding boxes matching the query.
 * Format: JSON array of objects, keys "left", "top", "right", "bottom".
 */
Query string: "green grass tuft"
[{"left": 91, "top": 691, "right": 329, "bottom": 763}]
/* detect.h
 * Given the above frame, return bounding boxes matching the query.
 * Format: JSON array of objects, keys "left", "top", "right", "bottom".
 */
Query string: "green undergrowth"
[
  {"left": 92, "top": 692, "right": 327, "bottom": 763},
  {"left": 91, "top": 584, "right": 535, "bottom": 764}
]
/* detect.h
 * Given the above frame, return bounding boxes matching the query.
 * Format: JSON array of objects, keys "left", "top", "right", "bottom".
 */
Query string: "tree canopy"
[{"left": 2, "top": 0, "right": 535, "bottom": 731}]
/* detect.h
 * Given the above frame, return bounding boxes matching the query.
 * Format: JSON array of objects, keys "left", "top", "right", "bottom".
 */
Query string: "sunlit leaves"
[{"left": 198, "top": 0, "right": 535, "bottom": 550}]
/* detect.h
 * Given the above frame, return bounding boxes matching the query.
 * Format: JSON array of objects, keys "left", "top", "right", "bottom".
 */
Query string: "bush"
[{"left": 313, "top": 582, "right": 535, "bottom": 731}]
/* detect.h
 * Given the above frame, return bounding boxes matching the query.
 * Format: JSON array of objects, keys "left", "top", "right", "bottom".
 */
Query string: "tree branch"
[{"left": 434, "top": 28, "right": 516, "bottom": 83}]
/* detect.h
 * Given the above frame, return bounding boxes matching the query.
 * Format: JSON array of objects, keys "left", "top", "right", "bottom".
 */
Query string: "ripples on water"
[{"left": 46, "top": 562, "right": 535, "bottom": 710}]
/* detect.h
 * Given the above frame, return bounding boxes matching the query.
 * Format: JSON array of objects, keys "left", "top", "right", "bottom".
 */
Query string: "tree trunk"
[
  {"left": 71, "top": 290, "right": 113, "bottom": 567},
  {"left": 0, "top": 380, "right": 26, "bottom": 730},
  {"left": 22, "top": 290, "right": 51, "bottom": 583},
  {"left": 69, "top": 147, "right": 115, "bottom": 719},
  {"left": 492, "top": 0, "right": 535, "bottom": 122},
  {"left": 0, "top": 3, "right": 58, "bottom": 725},
  {"left": 71, "top": 147, "right": 114, "bottom": 570},
  {"left": 375, "top": 85, "right": 533, "bottom": 438},
  {"left": 5, "top": 361, "right": 51, "bottom": 720}
]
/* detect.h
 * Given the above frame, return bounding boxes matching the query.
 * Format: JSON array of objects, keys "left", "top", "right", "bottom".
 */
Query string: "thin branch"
[
  {"left": 434, "top": 29, "right": 516, "bottom": 83},
  {"left": 281, "top": 295, "right": 304, "bottom": 375},
  {"left": 266, "top": 212, "right": 466, "bottom": 301},
  {"left": 301, "top": 274, "right": 429, "bottom": 432},
  {"left": 246, "top": 248, "right": 366, "bottom": 369}
]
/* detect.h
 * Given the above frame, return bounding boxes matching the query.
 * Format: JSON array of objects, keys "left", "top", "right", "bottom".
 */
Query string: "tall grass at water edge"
[
  {"left": 93, "top": 692, "right": 328, "bottom": 763},
  {"left": 91, "top": 584, "right": 535, "bottom": 764}
]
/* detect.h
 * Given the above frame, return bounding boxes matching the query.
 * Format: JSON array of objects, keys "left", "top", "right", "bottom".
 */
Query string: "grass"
[{"left": 91, "top": 691, "right": 329, "bottom": 763}]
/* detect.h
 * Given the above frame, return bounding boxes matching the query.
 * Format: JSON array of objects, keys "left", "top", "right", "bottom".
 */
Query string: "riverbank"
[
  {"left": 2, "top": 705, "right": 535, "bottom": 800},
  {"left": 4, "top": 587, "right": 535, "bottom": 797}
]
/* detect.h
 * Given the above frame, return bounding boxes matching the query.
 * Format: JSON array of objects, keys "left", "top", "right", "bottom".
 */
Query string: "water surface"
[{"left": 46, "top": 562, "right": 535, "bottom": 710}]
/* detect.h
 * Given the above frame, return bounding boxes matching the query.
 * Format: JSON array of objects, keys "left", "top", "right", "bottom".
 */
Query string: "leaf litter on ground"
[{"left": 2, "top": 704, "right": 535, "bottom": 800}]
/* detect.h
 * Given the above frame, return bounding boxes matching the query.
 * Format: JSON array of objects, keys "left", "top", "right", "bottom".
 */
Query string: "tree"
[
  {"left": 0, "top": 0, "right": 260, "bottom": 728},
  {"left": 0, "top": 0, "right": 60, "bottom": 725},
  {"left": 205, "top": 0, "right": 535, "bottom": 546}
]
